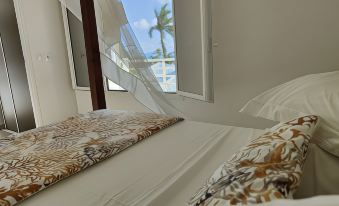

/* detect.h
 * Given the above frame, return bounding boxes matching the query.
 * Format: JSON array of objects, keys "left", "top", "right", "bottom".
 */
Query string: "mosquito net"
[{"left": 59, "top": 0, "right": 184, "bottom": 117}]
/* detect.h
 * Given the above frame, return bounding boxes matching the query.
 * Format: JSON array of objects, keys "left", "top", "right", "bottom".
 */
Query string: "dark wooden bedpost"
[{"left": 80, "top": 0, "right": 107, "bottom": 110}]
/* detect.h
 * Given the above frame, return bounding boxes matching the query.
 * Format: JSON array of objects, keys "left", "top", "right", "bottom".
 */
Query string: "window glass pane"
[
  {"left": 67, "top": 9, "right": 125, "bottom": 91},
  {"left": 121, "top": 0, "right": 177, "bottom": 93},
  {"left": 67, "top": 10, "right": 89, "bottom": 88},
  {"left": 108, "top": 80, "right": 125, "bottom": 91}
]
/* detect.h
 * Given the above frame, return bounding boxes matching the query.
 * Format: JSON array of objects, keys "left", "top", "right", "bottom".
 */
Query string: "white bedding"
[{"left": 17, "top": 120, "right": 339, "bottom": 206}]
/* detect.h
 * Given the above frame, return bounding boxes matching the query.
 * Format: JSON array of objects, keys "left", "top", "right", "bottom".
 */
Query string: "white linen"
[
  {"left": 239, "top": 71, "right": 339, "bottom": 157},
  {"left": 18, "top": 121, "right": 262, "bottom": 206}
]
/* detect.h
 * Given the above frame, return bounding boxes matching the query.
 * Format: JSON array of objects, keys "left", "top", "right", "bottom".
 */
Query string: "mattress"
[{"left": 17, "top": 120, "right": 263, "bottom": 206}]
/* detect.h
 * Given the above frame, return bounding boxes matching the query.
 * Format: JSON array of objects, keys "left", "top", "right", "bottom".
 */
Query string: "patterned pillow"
[{"left": 188, "top": 115, "right": 319, "bottom": 206}]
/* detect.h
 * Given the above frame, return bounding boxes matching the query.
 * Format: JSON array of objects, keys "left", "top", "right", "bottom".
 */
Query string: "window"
[
  {"left": 119, "top": 0, "right": 177, "bottom": 93},
  {"left": 63, "top": 0, "right": 215, "bottom": 97},
  {"left": 64, "top": 7, "right": 126, "bottom": 91},
  {"left": 174, "top": 0, "right": 214, "bottom": 102},
  {"left": 66, "top": 9, "right": 90, "bottom": 88}
]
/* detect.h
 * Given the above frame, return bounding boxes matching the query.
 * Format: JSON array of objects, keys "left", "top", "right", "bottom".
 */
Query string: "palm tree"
[
  {"left": 151, "top": 48, "right": 163, "bottom": 59},
  {"left": 148, "top": 3, "right": 174, "bottom": 59}
]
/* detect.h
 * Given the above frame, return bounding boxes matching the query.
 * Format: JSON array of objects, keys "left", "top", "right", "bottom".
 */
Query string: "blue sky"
[{"left": 121, "top": 0, "right": 175, "bottom": 57}]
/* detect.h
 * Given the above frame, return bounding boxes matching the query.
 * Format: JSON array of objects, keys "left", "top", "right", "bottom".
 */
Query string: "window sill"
[
  {"left": 107, "top": 90, "right": 128, "bottom": 92},
  {"left": 75, "top": 87, "right": 177, "bottom": 95}
]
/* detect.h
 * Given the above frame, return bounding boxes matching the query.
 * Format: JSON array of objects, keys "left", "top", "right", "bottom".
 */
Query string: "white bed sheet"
[{"left": 18, "top": 121, "right": 263, "bottom": 206}]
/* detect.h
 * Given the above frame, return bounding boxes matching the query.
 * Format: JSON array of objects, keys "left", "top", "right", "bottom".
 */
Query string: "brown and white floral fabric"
[
  {"left": 0, "top": 109, "right": 183, "bottom": 206},
  {"left": 188, "top": 115, "right": 319, "bottom": 206}
]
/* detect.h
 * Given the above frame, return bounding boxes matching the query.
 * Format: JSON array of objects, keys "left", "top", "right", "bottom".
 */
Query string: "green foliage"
[{"left": 149, "top": 4, "right": 174, "bottom": 59}]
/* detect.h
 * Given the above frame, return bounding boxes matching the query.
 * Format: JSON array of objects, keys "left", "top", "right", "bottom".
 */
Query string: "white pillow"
[{"left": 240, "top": 71, "right": 339, "bottom": 157}]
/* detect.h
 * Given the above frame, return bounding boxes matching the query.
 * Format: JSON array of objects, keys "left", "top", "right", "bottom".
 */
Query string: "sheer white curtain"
[{"left": 59, "top": 0, "right": 184, "bottom": 117}]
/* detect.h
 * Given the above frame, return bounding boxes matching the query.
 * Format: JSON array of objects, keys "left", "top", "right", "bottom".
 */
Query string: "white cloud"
[
  {"left": 156, "top": 0, "right": 169, "bottom": 4},
  {"left": 151, "top": 18, "right": 158, "bottom": 26},
  {"left": 133, "top": 19, "right": 152, "bottom": 30}
]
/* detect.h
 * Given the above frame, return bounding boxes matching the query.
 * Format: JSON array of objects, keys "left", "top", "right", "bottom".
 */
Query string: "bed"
[
  {"left": 1, "top": 71, "right": 339, "bottom": 205},
  {"left": 8, "top": 116, "right": 337, "bottom": 206},
  {"left": 0, "top": 112, "right": 337, "bottom": 206},
  {"left": 9, "top": 117, "right": 338, "bottom": 206},
  {"left": 13, "top": 118, "right": 263, "bottom": 206}
]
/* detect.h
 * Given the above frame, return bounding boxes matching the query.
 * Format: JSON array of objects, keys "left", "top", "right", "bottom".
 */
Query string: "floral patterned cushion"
[{"left": 188, "top": 115, "right": 319, "bottom": 206}]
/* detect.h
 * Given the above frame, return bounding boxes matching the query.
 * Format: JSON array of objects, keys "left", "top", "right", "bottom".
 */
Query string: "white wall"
[
  {"left": 77, "top": 0, "right": 339, "bottom": 129},
  {"left": 75, "top": 90, "right": 150, "bottom": 113},
  {"left": 167, "top": 0, "right": 339, "bottom": 128},
  {"left": 14, "top": 0, "right": 78, "bottom": 126}
]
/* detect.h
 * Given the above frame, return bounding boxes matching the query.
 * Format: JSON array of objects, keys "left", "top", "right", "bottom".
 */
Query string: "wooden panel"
[{"left": 80, "top": 0, "right": 106, "bottom": 110}]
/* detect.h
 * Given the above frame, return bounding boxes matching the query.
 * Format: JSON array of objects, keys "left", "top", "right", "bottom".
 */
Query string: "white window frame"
[
  {"left": 61, "top": 2, "right": 180, "bottom": 94},
  {"left": 173, "top": 0, "right": 213, "bottom": 102},
  {"left": 61, "top": 4, "right": 90, "bottom": 91},
  {"left": 62, "top": 4, "right": 114, "bottom": 93}
]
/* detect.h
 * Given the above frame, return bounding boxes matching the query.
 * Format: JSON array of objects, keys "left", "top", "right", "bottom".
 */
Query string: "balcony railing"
[
  {"left": 148, "top": 58, "right": 176, "bottom": 93},
  {"left": 107, "top": 48, "right": 177, "bottom": 93}
]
